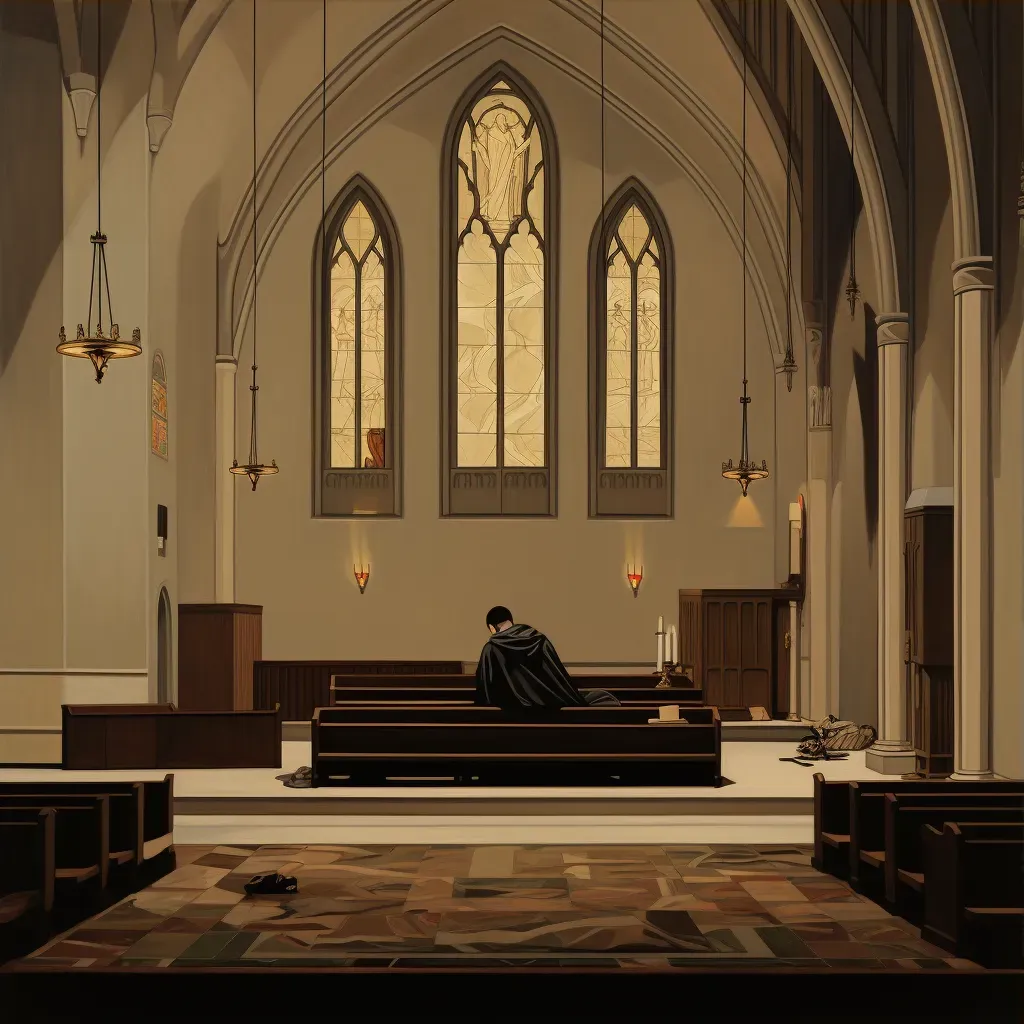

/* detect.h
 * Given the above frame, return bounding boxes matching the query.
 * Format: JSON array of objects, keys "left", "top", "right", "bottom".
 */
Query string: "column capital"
[
  {"left": 808, "top": 385, "right": 832, "bottom": 431},
  {"left": 952, "top": 256, "right": 995, "bottom": 295},
  {"left": 874, "top": 312, "right": 910, "bottom": 346}
]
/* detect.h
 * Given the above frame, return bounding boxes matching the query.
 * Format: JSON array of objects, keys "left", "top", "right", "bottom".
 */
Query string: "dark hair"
[{"left": 486, "top": 606, "right": 513, "bottom": 629}]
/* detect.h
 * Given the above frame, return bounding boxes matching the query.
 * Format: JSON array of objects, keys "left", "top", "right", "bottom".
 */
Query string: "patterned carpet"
[{"left": 11, "top": 844, "right": 980, "bottom": 970}]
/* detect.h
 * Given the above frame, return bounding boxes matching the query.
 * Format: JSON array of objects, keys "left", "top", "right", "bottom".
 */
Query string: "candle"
[
  {"left": 656, "top": 616, "right": 664, "bottom": 672},
  {"left": 669, "top": 625, "right": 677, "bottom": 664}
]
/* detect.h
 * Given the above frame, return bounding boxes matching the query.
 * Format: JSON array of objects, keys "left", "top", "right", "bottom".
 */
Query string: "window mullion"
[
  {"left": 496, "top": 240, "right": 505, "bottom": 478},
  {"left": 354, "top": 258, "right": 362, "bottom": 469},
  {"left": 630, "top": 259, "right": 638, "bottom": 469}
]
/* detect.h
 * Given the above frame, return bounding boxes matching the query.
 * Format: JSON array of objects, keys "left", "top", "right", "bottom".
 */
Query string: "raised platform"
[
  {"left": 281, "top": 717, "right": 812, "bottom": 743},
  {"left": 0, "top": 737, "right": 898, "bottom": 846}
]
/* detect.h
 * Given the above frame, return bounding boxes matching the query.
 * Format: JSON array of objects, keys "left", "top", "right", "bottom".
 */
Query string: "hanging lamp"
[
  {"left": 780, "top": 9, "right": 798, "bottom": 393},
  {"left": 57, "top": 0, "right": 141, "bottom": 382},
  {"left": 230, "top": 0, "right": 278, "bottom": 490},
  {"left": 845, "top": 8, "right": 860, "bottom": 316},
  {"left": 722, "top": 6, "right": 769, "bottom": 497}
]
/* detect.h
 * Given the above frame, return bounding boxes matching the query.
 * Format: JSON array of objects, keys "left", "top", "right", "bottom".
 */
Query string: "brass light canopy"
[
  {"left": 57, "top": 236, "right": 143, "bottom": 382},
  {"left": 58, "top": 3, "right": 141, "bottom": 382},
  {"left": 722, "top": 5, "right": 768, "bottom": 498}
]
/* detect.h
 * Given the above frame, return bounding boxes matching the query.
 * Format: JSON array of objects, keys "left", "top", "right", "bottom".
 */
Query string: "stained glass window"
[
  {"left": 329, "top": 198, "right": 388, "bottom": 469},
  {"left": 151, "top": 352, "right": 168, "bottom": 460},
  {"left": 454, "top": 79, "right": 546, "bottom": 469},
  {"left": 604, "top": 201, "right": 664, "bottom": 469}
]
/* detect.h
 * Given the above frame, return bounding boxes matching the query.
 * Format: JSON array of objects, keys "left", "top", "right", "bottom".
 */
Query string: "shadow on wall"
[
  {"left": 853, "top": 303, "right": 879, "bottom": 547},
  {"left": 0, "top": 5, "right": 62, "bottom": 376}
]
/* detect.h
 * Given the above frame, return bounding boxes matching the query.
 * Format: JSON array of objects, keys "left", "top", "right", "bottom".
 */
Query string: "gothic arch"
[
  {"left": 439, "top": 62, "right": 559, "bottom": 517},
  {"left": 312, "top": 173, "right": 404, "bottom": 517},
  {"left": 588, "top": 178, "right": 675, "bottom": 518}
]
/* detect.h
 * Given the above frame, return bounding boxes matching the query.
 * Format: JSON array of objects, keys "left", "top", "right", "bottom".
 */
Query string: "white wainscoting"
[{"left": 0, "top": 668, "right": 150, "bottom": 763}]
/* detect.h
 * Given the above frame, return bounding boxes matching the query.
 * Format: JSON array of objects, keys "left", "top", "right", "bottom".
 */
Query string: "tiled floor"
[{"left": 10, "top": 844, "right": 979, "bottom": 971}]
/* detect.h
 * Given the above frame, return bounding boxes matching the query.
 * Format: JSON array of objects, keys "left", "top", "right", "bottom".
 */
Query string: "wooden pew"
[
  {"left": 882, "top": 793, "right": 1024, "bottom": 915},
  {"left": 809, "top": 776, "right": 1024, "bottom": 881},
  {"left": 0, "top": 799, "right": 109, "bottom": 891},
  {"left": 848, "top": 781, "right": 1024, "bottom": 891},
  {"left": 921, "top": 823, "right": 1024, "bottom": 968},
  {"left": 0, "top": 775, "right": 174, "bottom": 866},
  {"left": 0, "top": 791, "right": 142, "bottom": 875},
  {"left": 315, "top": 705, "right": 717, "bottom": 725},
  {"left": 0, "top": 810, "right": 56, "bottom": 960},
  {"left": 62, "top": 704, "right": 281, "bottom": 769},
  {"left": 311, "top": 706, "right": 721, "bottom": 787},
  {"left": 330, "top": 686, "right": 705, "bottom": 706}
]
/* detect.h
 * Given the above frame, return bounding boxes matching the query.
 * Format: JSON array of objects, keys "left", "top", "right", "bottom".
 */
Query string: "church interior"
[{"left": 1, "top": 0, "right": 1023, "bottom": 1010}]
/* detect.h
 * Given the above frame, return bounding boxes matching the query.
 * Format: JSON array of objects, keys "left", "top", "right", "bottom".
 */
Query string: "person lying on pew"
[{"left": 474, "top": 606, "right": 620, "bottom": 711}]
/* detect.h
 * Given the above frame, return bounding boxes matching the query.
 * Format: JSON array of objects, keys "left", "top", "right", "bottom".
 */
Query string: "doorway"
[{"left": 157, "top": 587, "right": 173, "bottom": 704}]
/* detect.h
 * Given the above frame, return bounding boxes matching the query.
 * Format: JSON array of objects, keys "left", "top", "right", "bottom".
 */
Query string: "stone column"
[
  {"left": 787, "top": 502, "right": 803, "bottom": 721},
  {"left": 865, "top": 312, "right": 915, "bottom": 774},
  {"left": 951, "top": 257, "right": 995, "bottom": 779},
  {"left": 214, "top": 356, "right": 237, "bottom": 603},
  {"left": 806, "top": 380, "right": 831, "bottom": 723}
]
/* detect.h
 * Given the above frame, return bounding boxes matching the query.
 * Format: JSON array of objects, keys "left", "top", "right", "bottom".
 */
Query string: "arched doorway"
[{"left": 157, "top": 588, "right": 173, "bottom": 704}]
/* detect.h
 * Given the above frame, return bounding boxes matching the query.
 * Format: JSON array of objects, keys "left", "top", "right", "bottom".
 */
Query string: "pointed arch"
[
  {"left": 440, "top": 62, "right": 559, "bottom": 517},
  {"left": 588, "top": 178, "right": 675, "bottom": 518},
  {"left": 313, "top": 174, "right": 403, "bottom": 517}
]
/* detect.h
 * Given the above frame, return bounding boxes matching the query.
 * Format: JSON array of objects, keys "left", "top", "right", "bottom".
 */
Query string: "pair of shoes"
[{"left": 244, "top": 873, "right": 298, "bottom": 896}]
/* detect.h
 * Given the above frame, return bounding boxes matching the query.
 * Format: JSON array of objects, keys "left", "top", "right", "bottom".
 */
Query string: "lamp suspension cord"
[
  {"left": 741, "top": 4, "right": 748, "bottom": 399},
  {"left": 848, "top": 3, "right": 856, "bottom": 283},
  {"left": 785, "top": 8, "right": 793, "bottom": 364},
  {"left": 250, "top": 0, "right": 258, "bottom": 464},
  {"left": 600, "top": 0, "right": 605, "bottom": 242},
  {"left": 322, "top": 0, "right": 327, "bottom": 255}
]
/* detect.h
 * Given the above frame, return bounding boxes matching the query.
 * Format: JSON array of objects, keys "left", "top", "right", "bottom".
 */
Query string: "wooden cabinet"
[
  {"left": 905, "top": 499, "right": 954, "bottom": 776},
  {"left": 177, "top": 604, "right": 262, "bottom": 711},
  {"left": 679, "top": 588, "right": 800, "bottom": 714}
]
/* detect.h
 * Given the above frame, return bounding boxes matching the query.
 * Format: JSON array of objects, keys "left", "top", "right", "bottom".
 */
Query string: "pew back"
[
  {"left": 882, "top": 796, "right": 1024, "bottom": 906},
  {"left": 314, "top": 705, "right": 717, "bottom": 726}
]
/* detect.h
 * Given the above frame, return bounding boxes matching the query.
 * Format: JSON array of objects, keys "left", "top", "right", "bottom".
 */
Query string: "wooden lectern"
[{"left": 177, "top": 604, "right": 263, "bottom": 711}]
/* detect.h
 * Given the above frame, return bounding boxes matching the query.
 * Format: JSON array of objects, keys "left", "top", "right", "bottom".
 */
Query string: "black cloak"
[{"left": 473, "top": 623, "right": 587, "bottom": 710}]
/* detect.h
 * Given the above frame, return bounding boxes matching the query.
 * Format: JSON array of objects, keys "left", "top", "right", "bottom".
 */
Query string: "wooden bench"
[
  {"left": 0, "top": 810, "right": 56, "bottom": 961},
  {"left": 848, "top": 782, "right": 1024, "bottom": 891},
  {"left": 0, "top": 775, "right": 174, "bottom": 867},
  {"left": 315, "top": 705, "right": 717, "bottom": 725},
  {"left": 311, "top": 705, "right": 721, "bottom": 787},
  {"left": 810, "top": 776, "right": 1024, "bottom": 881},
  {"left": 882, "top": 794, "right": 1024, "bottom": 915},
  {"left": 329, "top": 686, "right": 703, "bottom": 706},
  {"left": 921, "top": 823, "right": 1024, "bottom": 968},
  {"left": 0, "top": 799, "right": 109, "bottom": 892},
  {"left": 62, "top": 704, "right": 281, "bottom": 769}
]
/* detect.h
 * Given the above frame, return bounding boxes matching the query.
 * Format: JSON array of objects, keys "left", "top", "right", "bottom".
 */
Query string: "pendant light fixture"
[
  {"left": 722, "top": 7, "right": 769, "bottom": 498},
  {"left": 845, "top": 8, "right": 860, "bottom": 316},
  {"left": 230, "top": 0, "right": 278, "bottom": 490},
  {"left": 780, "top": 9, "right": 797, "bottom": 393},
  {"left": 57, "top": 0, "right": 141, "bottom": 382}
]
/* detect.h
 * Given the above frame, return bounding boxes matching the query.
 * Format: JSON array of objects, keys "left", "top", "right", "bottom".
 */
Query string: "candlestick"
[{"left": 656, "top": 616, "right": 665, "bottom": 674}]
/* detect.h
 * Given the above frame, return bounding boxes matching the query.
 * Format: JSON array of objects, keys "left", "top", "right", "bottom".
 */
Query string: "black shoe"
[{"left": 244, "top": 873, "right": 298, "bottom": 896}]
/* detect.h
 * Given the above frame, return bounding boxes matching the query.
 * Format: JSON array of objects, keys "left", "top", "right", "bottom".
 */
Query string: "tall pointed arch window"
[
  {"left": 589, "top": 180, "right": 674, "bottom": 517},
  {"left": 441, "top": 67, "right": 558, "bottom": 516},
  {"left": 313, "top": 177, "right": 403, "bottom": 517}
]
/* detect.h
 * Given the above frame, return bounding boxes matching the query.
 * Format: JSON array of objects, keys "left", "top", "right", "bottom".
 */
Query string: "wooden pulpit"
[{"left": 177, "top": 604, "right": 263, "bottom": 711}]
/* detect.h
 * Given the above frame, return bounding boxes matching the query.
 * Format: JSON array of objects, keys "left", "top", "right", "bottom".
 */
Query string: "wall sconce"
[
  {"left": 626, "top": 564, "right": 643, "bottom": 598},
  {"left": 353, "top": 564, "right": 370, "bottom": 594}
]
